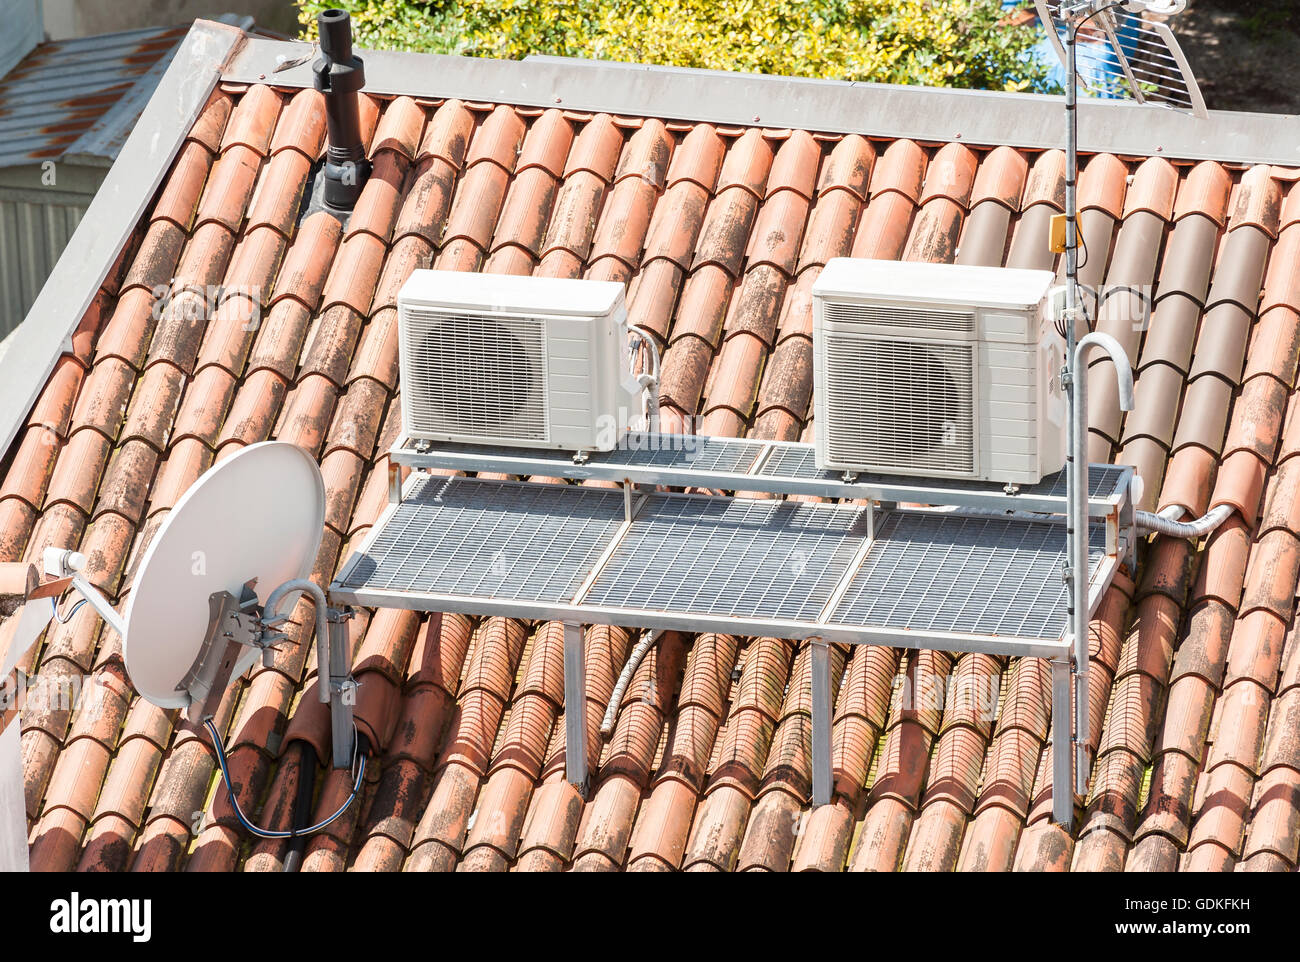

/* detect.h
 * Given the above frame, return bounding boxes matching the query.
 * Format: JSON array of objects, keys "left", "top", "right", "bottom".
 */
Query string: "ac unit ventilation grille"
[
  {"left": 823, "top": 300, "right": 976, "bottom": 333},
  {"left": 403, "top": 308, "right": 549, "bottom": 442},
  {"left": 824, "top": 336, "right": 976, "bottom": 474}
]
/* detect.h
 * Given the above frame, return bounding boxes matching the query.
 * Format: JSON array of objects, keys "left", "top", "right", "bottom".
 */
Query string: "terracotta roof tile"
[
  {"left": 715, "top": 129, "right": 774, "bottom": 198},
  {"left": 815, "top": 134, "right": 875, "bottom": 201},
  {"left": 870, "top": 139, "right": 927, "bottom": 201},
  {"left": 590, "top": 176, "right": 657, "bottom": 271},
  {"left": 798, "top": 188, "right": 861, "bottom": 271},
  {"left": 1021, "top": 149, "right": 1066, "bottom": 210},
  {"left": 851, "top": 191, "right": 917, "bottom": 261},
  {"left": 1077, "top": 153, "right": 1127, "bottom": 218},
  {"left": 219, "top": 84, "right": 282, "bottom": 156},
  {"left": 245, "top": 150, "right": 313, "bottom": 237},
  {"left": 187, "top": 89, "right": 233, "bottom": 155},
  {"left": 124, "top": 222, "right": 187, "bottom": 296},
  {"left": 1227, "top": 165, "right": 1284, "bottom": 237},
  {"left": 319, "top": 233, "right": 386, "bottom": 316},
  {"left": 491, "top": 166, "right": 561, "bottom": 260},
  {"left": 348, "top": 152, "right": 411, "bottom": 244},
  {"left": 1174, "top": 161, "right": 1233, "bottom": 224}
]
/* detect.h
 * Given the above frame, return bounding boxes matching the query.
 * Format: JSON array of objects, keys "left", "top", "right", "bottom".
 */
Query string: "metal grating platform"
[
  {"left": 330, "top": 470, "right": 1125, "bottom": 815},
  {"left": 332, "top": 475, "right": 1119, "bottom": 656},
  {"left": 582, "top": 495, "right": 871, "bottom": 622},
  {"left": 392, "top": 433, "right": 1134, "bottom": 518},
  {"left": 829, "top": 511, "right": 1107, "bottom": 639},
  {"left": 334, "top": 476, "right": 626, "bottom": 603}
]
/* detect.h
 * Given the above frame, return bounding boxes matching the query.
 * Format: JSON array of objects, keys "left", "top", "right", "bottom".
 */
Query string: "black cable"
[
  {"left": 282, "top": 740, "right": 319, "bottom": 873},
  {"left": 205, "top": 717, "right": 365, "bottom": 840}
]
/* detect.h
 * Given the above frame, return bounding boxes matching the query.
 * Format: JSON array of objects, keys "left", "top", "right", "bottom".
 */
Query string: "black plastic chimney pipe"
[{"left": 313, "top": 9, "right": 370, "bottom": 212}]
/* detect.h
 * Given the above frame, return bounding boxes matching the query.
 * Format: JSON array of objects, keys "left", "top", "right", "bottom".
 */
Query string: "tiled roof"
[
  {"left": 4, "top": 62, "right": 1300, "bottom": 873},
  {"left": 0, "top": 25, "right": 188, "bottom": 169}
]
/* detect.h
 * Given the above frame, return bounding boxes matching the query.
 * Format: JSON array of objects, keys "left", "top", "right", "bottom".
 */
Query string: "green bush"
[{"left": 297, "top": 0, "right": 1056, "bottom": 93}]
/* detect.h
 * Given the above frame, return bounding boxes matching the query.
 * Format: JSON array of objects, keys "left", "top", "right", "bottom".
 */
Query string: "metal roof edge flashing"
[
  {"left": 0, "top": 19, "right": 246, "bottom": 459},
  {"left": 223, "top": 40, "right": 1300, "bottom": 167}
]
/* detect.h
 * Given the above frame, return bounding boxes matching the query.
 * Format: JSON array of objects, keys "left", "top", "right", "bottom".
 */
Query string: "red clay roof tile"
[
  {"left": 1077, "top": 152, "right": 1127, "bottom": 218},
  {"left": 245, "top": 150, "right": 312, "bottom": 238},
  {"left": 851, "top": 191, "right": 917, "bottom": 261},
  {"left": 1227, "top": 165, "right": 1283, "bottom": 237},
  {"left": 1022, "top": 149, "right": 1066, "bottom": 210},
  {"left": 194, "top": 145, "right": 263, "bottom": 234},
  {"left": 1174, "top": 161, "right": 1233, "bottom": 225},
  {"left": 816, "top": 134, "right": 874, "bottom": 201}
]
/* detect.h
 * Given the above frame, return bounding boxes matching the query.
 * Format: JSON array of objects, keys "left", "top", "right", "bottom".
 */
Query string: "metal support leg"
[
  {"left": 563, "top": 622, "right": 588, "bottom": 796},
  {"left": 327, "top": 610, "right": 357, "bottom": 769},
  {"left": 1051, "top": 657, "right": 1074, "bottom": 829},
  {"left": 1074, "top": 668, "right": 1091, "bottom": 796},
  {"left": 810, "top": 639, "right": 833, "bottom": 808}
]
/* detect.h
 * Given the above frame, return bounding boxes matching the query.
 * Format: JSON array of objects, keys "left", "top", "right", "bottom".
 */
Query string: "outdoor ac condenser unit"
[
  {"left": 397, "top": 270, "right": 642, "bottom": 451},
  {"left": 812, "top": 258, "right": 1065, "bottom": 484}
]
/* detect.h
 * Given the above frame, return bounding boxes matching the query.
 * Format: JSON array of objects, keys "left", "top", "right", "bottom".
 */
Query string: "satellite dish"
[{"left": 123, "top": 441, "right": 325, "bottom": 709}]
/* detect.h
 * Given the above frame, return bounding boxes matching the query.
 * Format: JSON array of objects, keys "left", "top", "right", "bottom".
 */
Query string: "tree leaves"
[{"left": 295, "top": 0, "right": 1057, "bottom": 93}]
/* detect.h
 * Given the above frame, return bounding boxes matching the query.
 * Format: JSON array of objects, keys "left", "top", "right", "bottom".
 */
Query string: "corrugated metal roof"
[{"left": 0, "top": 24, "right": 187, "bottom": 169}]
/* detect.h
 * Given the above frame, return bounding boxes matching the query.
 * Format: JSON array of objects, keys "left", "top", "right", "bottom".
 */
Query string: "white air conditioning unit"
[
  {"left": 397, "top": 270, "right": 644, "bottom": 452},
  {"left": 812, "top": 258, "right": 1066, "bottom": 484}
]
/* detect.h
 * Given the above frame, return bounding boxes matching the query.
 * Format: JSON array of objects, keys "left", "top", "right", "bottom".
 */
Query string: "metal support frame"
[
  {"left": 1051, "top": 657, "right": 1074, "bottom": 826},
  {"left": 1069, "top": 332, "right": 1134, "bottom": 803},
  {"left": 810, "top": 640, "right": 833, "bottom": 808},
  {"left": 334, "top": 469, "right": 1127, "bottom": 823},
  {"left": 326, "top": 609, "right": 358, "bottom": 769},
  {"left": 1058, "top": 2, "right": 1145, "bottom": 829},
  {"left": 263, "top": 581, "right": 358, "bottom": 769},
  {"left": 388, "top": 436, "right": 1134, "bottom": 525},
  {"left": 335, "top": 474, "right": 1119, "bottom": 661},
  {"left": 563, "top": 622, "right": 588, "bottom": 796}
]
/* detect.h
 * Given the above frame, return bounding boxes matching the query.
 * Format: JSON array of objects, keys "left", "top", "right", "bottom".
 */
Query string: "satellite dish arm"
[
  {"left": 42, "top": 549, "right": 127, "bottom": 639},
  {"left": 264, "top": 579, "right": 333, "bottom": 704}
]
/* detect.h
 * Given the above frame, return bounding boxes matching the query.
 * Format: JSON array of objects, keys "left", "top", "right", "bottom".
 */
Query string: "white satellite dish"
[
  {"left": 122, "top": 441, "right": 325, "bottom": 710},
  {"left": 27, "top": 440, "right": 366, "bottom": 852}
]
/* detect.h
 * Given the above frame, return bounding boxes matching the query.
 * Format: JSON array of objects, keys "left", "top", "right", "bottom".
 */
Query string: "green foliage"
[{"left": 297, "top": 0, "right": 1056, "bottom": 93}]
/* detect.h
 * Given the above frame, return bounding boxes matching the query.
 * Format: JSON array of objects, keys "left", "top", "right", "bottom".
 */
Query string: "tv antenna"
[
  {"left": 1036, "top": 0, "right": 1204, "bottom": 825},
  {"left": 3, "top": 442, "right": 363, "bottom": 859}
]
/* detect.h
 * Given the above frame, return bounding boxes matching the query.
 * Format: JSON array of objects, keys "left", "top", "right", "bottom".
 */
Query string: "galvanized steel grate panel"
[
  {"left": 336, "top": 476, "right": 624, "bottom": 602},
  {"left": 583, "top": 495, "right": 871, "bottom": 622},
  {"left": 828, "top": 511, "right": 1107, "bottom": 640},
  {"left": 589, "top": 433, "right": 764, "bottom": 474},
  {"left": 1032, "top": 463, "right": 1129, "bottom": 499},
  {"left": 755, "top": 442, "right": 1128, "bottom": 500}
]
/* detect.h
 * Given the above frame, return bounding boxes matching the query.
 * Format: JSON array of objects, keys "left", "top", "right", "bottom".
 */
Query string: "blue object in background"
[{"left": 1004, "top": 0, "right": 1140, "bottom": 99}]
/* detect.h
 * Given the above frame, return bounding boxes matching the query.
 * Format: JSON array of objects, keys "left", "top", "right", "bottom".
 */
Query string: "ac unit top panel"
[
  {"left": 398, "top": 269, "right": 626, "bottom": 318},
  {"left": 814, "top": 258, "right": 1056, "bottom": 311}
]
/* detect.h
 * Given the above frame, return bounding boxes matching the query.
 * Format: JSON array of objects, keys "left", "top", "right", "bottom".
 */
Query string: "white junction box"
[
  {"left": 397, "top": 270, "right": 642, "bottom": 452},
  {"left": 812, "top": 258, "right": 1065, "bottom": 484}
]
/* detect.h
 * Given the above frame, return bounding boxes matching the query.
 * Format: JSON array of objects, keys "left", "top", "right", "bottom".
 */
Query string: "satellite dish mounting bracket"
[{"left": 184, "top": 582, "right": 286, "bottom": 723}]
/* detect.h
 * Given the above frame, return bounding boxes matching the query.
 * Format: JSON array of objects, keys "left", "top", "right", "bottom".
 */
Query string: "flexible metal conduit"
[
  {"left": 601, "top": 630, "right": 661, "bottom": 736},
  {"left": 628, "top": 325, "right": 662, "bottom": 426},
  {"left": 1134, "top": 503, "right": 1234, "bottom": 538}
]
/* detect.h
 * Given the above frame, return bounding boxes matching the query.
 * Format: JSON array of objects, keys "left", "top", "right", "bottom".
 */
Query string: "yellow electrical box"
[{"left": 1049, "top": 213, "right": 1067, "bottom": 253}]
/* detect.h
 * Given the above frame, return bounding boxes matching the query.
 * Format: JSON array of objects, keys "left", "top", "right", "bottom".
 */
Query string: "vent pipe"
[{"left": 313, "top": 9, "right": 371, "bottom": 212}]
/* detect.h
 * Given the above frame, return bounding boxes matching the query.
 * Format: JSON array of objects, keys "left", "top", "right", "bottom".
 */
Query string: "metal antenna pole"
[
  {"left": 1057, "top": 7, "right": 1084, "bottom": 831},
  {"left": 1059, "top": 0, "right": 1141, "bottom": 826},
  {"left": 1060, "top": 0, "right": 1092, "bottom": 832}
]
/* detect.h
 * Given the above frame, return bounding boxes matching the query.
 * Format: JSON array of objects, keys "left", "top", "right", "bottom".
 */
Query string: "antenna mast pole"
[{"left": 1060, "top": 0, "right": 1104, "bottom": 830}]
